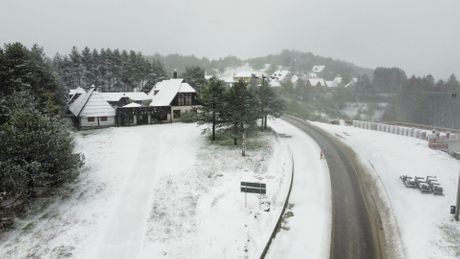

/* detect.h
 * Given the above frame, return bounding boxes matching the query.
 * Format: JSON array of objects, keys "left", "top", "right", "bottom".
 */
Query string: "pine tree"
[
  {"left": 226, "top": 80, "right": 259, "bottom": 145},
  {"left": 198, "top": 77, "right": 227, "bottom": 140}
]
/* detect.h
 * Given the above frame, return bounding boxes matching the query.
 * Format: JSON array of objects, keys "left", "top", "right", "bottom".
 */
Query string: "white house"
[
  {"left": 307, "top": 78, "right": 327, "bottom": 87},
  {"left": 312, "top": 65, "right": 326, "bottom": 73},
  {"left": 69, "top": 88, "right": 116, "bottom": 129}
]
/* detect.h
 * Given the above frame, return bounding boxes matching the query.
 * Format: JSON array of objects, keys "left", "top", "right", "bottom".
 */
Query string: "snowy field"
[
  {"left": 312, "top": 121, "right": 460, "bottom": 259},
  {"left": 0, "top": 123, "right": 293, "bottom": 259}
]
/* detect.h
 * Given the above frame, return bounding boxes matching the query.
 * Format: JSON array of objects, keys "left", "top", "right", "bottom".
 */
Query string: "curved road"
[{"left": 283, "top": 116, "right": 386, "bottom": 259}]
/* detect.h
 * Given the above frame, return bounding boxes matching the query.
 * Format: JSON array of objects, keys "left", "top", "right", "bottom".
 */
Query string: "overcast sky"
[{"left": 1, "top": 0, "right": 459, "bottom": 79}]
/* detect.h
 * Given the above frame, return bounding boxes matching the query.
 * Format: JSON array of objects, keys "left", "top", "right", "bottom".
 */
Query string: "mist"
[{"left": 1, "top": 0, "right": 459, "bottom": 79}]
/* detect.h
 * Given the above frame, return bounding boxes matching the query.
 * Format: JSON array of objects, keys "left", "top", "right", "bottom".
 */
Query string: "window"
[
  {"left": 173, "top": 110, "right": 181, "bottom": 119},
  {"left": 87, "top": 117, "right": 95, "bottom": 122},
  {"left": 100, "top": 116, "right": 107, "bottom": 121}
]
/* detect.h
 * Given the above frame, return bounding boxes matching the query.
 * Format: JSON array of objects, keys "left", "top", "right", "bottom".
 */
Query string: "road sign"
[
  {"left": 241, "top": 182, "right": 267, "bottom": 208},
  {"left": 240, "top": 187, "right": 267, "bottom": 194},
  {"left": 240, "top": 182, "right": 266, "bottom": 194}
]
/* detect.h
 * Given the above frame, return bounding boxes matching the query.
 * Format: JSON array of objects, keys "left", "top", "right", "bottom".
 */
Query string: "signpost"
[{"left": 241, "top": 182, "right": 266, "bottom": 208}]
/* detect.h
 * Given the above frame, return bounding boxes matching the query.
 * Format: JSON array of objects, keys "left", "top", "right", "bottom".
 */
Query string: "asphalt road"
[{"left": 283, "top": 116, "right": 385, "bottom": 259}]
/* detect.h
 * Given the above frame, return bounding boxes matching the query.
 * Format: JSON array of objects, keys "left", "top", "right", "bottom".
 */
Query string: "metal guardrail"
[{"left": 260, "top": 149, "right": 295, "bottom": 259}]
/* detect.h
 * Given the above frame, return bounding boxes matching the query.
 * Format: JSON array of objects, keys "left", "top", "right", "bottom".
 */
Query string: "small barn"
[{"left": 69, "top": 88, "right": 116, "bottom": 129}]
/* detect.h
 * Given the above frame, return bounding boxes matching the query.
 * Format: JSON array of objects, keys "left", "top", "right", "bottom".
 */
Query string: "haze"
[{"left": 1, "top": 0, "right": 459, "bottom": 79}]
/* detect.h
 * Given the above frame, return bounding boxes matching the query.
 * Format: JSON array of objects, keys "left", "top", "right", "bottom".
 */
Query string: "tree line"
[
  {"left": 52, "top": 46, "right": 168, "bottom": 92},
  {"left": 383, "top": 74, "right": 460, "bottom": 129},
  {"left": 198, "top": 77, "right": 285, "bottom": 147},
  {"left": 0, "top": 43, "right": 83, "bottom": 230}
]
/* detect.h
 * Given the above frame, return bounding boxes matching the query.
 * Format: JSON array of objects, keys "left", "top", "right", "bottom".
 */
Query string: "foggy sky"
[{"left": 1, "top": 0, "right": 459, "bottom": 79}]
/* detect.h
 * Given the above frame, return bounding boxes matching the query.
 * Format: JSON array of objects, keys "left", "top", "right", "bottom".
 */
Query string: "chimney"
[{"left": 173, "top": 69, "right": 178, "bottom": 79}]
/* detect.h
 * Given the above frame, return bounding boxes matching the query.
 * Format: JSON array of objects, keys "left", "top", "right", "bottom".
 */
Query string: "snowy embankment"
[
  {"left": 0, "top": 123, "right": 293, "bottom": 259},
  {"left": 266, "top": 119, "right": 331, "bottom": 259},
  {"left": 312, "top": 121, "right": 460, "bottom": 259}
]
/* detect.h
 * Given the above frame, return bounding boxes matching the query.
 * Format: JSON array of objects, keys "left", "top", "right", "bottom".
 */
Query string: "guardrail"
[{"left": 260, "top": 149, "right": 295, "bottom": 259}]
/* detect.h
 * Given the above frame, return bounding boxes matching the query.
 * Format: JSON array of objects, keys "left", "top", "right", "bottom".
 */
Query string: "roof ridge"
[{"left": 76, "top": 88, "right": 95, "bottom": 117}]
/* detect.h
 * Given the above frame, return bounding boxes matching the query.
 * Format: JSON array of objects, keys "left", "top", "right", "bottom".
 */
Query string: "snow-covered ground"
[
  {"left": 312, "top": 121, "right": 460, "bottom": 259},
  {"left": 266, "top": 119, "right": 331, "bottom": 259},
  {"left": 0, "top": 123, "right": 294, "bottom": 259}
]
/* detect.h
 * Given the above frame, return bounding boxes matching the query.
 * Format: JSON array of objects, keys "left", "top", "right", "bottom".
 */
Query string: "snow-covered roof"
[
  {"left": 234, "top": 71, "right": 266, "bottom": 78},
  {"left": 69, "top": 88, "right": 116, "bottom": 117},
  {"left": 122, "top": 102, "right": 142, "bottom": 108},
  {"left": 308, "top": 78, "right": 327, "bottom": 87},
  {"left": 100, "top": 92, "right": 150, "bottom": 102},
  {"left": 69, "top": 87, "right": 86, "bottom": 96},
  {"left": 270, "top": 70, "right": 290, "bottom": 81},
  {"left": 150, "top": 78, "right": 196, "bottom": 107},
  {"left": 178, "top": 82, "right": 196, "bottom": 93},
  {"left": 270, "top": 81, "right": 281, "bottom": 87},
  {"left": 312, "top": 65, "right": 326, "bottom": 73},
  {"left": 326, "top": 81, "right": 339, "bottom": 88},
  {"left": 291, "top": 75, "right": 299, "bottom": 83},
  {"left": 307, "top": 73, "right": 318, "bottom": 78}
]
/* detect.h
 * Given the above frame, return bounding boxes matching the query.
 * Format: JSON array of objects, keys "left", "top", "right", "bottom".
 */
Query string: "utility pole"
[{"left": 456, "top": 171, "right": 460, "bottom": 221}]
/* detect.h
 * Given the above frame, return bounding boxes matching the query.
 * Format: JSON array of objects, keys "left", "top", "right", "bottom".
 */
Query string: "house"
[
  {"left": 68, "top": 87, "right": 86, "bottom": 104},
  {"left": 148, "top": 78, "right": 200, "bottom": 122},
  {"left": 233, "top": 71, "right": 267, "bottom": 85},
  {"left": 306, "top": 78, "right": 327, "bottom": 87},
  {"left": 312, "top": 65, "right": 326, "bottom": 73},
  {"left": 270, "top": 70, "right": 291, "bottom": 82},
  {"left": 69, "top": 88, "right": 116, "bottom": 129}
]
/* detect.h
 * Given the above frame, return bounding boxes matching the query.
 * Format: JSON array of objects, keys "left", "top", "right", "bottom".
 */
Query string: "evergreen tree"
[
  {"left": 226, "top": 80, "right": 259, "bottom": 145},
  {"left": 197, "top": 77, "right": 228, "bottom": 140}
]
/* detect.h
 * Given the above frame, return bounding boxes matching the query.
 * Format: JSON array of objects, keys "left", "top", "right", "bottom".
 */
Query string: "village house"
[
  {"left": 68, "top": 76, "right": 200, "bottom": 129},
  {"left": 233, "top": 71, "right": 267, "bottom": 85},
  {"left": 69, "top": 88, "right": 116, "bottom": 128},
  {"left": 148, "top": 78, "right": 200, "bottom": 122}
]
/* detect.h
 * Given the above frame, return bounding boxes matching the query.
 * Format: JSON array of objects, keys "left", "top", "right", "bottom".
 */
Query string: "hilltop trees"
[
  {"left": 383, "top": 74, "right": 460, "bottom": 128},
  {"left": 52, "top": 47, "right": 167, "bottom": 92}
]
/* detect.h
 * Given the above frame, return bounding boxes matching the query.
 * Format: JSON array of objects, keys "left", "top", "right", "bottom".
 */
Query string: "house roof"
[
  {"left": 234, "top": 71, "right": 266, "bottom": 78},
  {"left": 312, "top": 65, "right": 326, "bottom": 73},
  {"left": 271, "top": 70, "right": 290, "bottom": 81},
  {"left": 150, "top": 78, "right": 196, "bottom": 107},
  {"left": 69, "top": 88, "right": 116, "bottom": 117},
  {"left": 308, "top": 78, "right": 327, "bottom": 87},
  {"left": 122, "top": 102, "right": 142, "bottom": 108},
  {"left": 69, "top": 87, "right": 86, "bottom": 96},
  {"left": 100, "top": 92, "right": 150, "bottom": 102},
  {"left": 270, "top": 81, "right": 281, "bottom": 87}
]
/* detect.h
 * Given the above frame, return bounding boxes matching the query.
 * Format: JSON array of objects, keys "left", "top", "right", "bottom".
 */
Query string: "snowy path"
[
  {"left": 266, "top": 119, "right": 331, "bottom": 259},
  {"left": 93, "top": 129, "right": 162, "bottom": 258}
]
